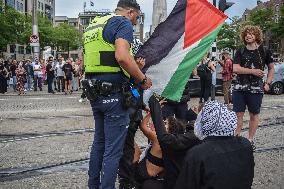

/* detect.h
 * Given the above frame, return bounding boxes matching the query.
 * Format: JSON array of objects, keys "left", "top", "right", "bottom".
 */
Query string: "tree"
[
  {"left": 248, "top": 8, "right": 275, "bottom": 33},
  {"left": 0, "top": 6, "right": 28, "bottom": 53},
  {"left": 217, "top": 16, "right": 242, "bottom": 54},
  {"left": 271, "top": 5, "right": 284, "bottom": 39},
  {"left": 53, "top": 23, "right": 82, "bottom": 56}
]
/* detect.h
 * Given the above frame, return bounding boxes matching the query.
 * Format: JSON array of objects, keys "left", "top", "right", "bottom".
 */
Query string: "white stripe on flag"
[{"left": 145, "top": 34, "right": 201, "bottom": 95}]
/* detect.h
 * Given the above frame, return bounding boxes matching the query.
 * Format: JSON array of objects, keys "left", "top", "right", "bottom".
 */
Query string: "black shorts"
[
  {"left": 232, "top": 91, "right": 263, "bottom": 114},
  {"left": 65, "top": 76, "right": 72, "bottom": 81}
]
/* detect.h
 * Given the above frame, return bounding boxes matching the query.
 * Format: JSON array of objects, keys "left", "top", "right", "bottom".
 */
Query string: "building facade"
[
  {"left": 2, "top": 0, "right": 55, "bottom": 60},
  {"left": 241, "top": 0, "right": 284, "bottom": 57}
]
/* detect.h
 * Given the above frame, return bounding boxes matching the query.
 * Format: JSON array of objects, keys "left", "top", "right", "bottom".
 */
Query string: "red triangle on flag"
[{"left": 184, "top": 0, "right": 227, "bottom": 49}]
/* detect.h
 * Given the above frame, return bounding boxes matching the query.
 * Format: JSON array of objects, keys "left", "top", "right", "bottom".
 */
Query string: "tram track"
[
  {"left": 0, "top": 117, "right": 283, "bottom": 144},
  {"left": 0, "top": 128, "right": 94, "bottom": 144},
  {"left": 0, "top": 144, "right": 283, "bottom": 182}
]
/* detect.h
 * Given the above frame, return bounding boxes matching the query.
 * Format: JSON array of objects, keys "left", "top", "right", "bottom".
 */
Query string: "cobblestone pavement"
[{"left": 0, "top": 88, "right": 283, "bottom": 189}]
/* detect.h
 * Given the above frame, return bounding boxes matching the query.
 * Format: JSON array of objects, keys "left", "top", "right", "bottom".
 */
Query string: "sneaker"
[
  {"left": 24, "top": 89, "right": 27, "bottom": 92},
  {"left": 250, "top": 140, "right": 256, "bottom": 151},
  {"left": 79, "top": 98, "right": 86, "bottom": 103}
]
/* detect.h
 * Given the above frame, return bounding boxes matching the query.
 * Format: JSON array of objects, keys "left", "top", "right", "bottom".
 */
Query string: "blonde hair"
[{"left": 240, "top": 25, "right": 263, "bottom": 45}]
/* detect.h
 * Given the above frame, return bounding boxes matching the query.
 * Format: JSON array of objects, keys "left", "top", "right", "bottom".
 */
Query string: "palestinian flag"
[{"left": 136, "top": 0, "right": 227, "bottom": 101}]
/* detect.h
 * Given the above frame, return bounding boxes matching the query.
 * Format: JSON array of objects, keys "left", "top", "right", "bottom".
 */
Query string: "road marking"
[{"left": 0, "top": 97, "right": 77, "bottom": 101}]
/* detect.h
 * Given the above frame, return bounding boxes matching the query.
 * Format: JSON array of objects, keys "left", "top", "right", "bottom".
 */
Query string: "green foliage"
[
  {"left": 0, "top": 5, "right": 82, "bottom": 55},
  {"left": 53, "top": 23, "right": 82, "bottom": 53},
  {"left": 271, "top": 5, "right": 284, "bottom": 39},
  {"left": 217, "top": 16, "right": 242, "bottom": 52},
  {"left": 248, "top": 8, "right": 275, "bottom": 32},
  {"left": 0, "top": 6, "right": 28, "bottom": 52}
]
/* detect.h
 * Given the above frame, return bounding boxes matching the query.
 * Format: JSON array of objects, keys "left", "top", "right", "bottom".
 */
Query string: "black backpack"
[{"left": 197, "top": 62, "right": 210, "bottom": 79}]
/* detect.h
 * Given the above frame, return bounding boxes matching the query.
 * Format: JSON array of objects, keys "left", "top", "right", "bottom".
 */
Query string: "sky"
[{"left": 55, "top": 0, "right": 269, "bottom": 32}]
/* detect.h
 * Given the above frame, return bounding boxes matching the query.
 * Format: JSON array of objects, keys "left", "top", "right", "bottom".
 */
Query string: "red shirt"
[{"left": 222, "top": 58, "right": 233, "bottom": 81}]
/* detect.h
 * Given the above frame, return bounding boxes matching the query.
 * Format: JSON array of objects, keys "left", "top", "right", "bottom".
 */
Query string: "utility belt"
[{"left": 81, "top": 79, "right": 141, "bottom": 109}]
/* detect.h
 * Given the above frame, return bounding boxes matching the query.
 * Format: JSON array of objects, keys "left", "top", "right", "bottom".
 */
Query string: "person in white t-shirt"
[
  {"left": 33, "top": 59, "right": 43, "bottom": 91},
  {"left": 55, "top": 58, "right": 65, "bottom": 92}
]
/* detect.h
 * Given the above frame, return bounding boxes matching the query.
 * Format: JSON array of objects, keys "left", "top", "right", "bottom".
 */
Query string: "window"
[
  {"left": 244, "top": 14, "right": 248, "bottom": 21},
  {"left": 10, "top": 45, "right": 16, "bottom": 54},
  {"left": 274, "top": 14, "right": 279, "bottom": 23},
  {"left": 16, "top": 1, "right": 23, "bottom": 12},
  {"left": 275, "top": 4, "right": 280, "bottom": 12},
  {"left": 38, "top": 1, "right": 41, "bottom": 10},
  {"left": 18, "top": 46, "right": 24, "bottom": 54}
]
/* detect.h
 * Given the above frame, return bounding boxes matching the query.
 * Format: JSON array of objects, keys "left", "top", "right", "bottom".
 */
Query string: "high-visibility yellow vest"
[{"left": 83, "top": 14, "right": 130, "bottom": 77}]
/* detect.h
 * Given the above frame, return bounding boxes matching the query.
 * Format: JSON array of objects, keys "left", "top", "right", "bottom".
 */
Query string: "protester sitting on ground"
[
  {"left": 146, "top": 95, "right": 200, "bottom": 189},
  {"left": 174, "top": 100, "right": 254, "bottom": 189}
]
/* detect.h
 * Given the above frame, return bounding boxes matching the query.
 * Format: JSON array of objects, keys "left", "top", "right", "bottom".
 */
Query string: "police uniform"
[{"left": 84, "top": 14, "right": 133, "bottom": 189}]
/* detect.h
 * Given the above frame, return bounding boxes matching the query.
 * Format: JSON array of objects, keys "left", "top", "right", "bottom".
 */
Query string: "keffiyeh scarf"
[{"left": 194, "top": 101, "right": 237, "bottom": 140}]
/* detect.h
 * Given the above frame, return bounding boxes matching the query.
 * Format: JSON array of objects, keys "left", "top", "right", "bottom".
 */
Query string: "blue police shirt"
[{"left": 86, "top": 16, "right": 133, "bottom": 83}]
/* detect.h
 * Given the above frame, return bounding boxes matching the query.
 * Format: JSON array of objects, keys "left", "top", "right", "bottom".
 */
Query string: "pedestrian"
[
  {"left": 83, "top": 0, "right": 152, "bottom": 188},
  {"left": 9, "top": 59, "right": 17, "bottom": 92},
  {"left": 46, "top": 57, "right": 55, "bottom": 94},
  {"left": 24, "top": 59, "right": 34, "bottom": 91},
  {"left": 0, "top": 62, "right": 8, "bottom": 94},
  {"left": 197, "top": 53, "right": 215, "bottom": 103},
  {"left": 55, "top": 58, "right": 65, "bottom": 92},
  {"left": 16, "top": 62, "right": 26, "bottom": 95},
  {"left": 72, "top": 61, "right": 80, "bottom": 91},
  {"left": 219, "top": 51, "right": 233, "bottom": 105},
  {"left": 174, "top": 101, "right": 254, "bottom": 189},
  {"left": 232, "top": 25, "right": 274, "bottom": 149},
  {"left": 62, "top": 59, "right": 73, "bottom": 95},
  {"left": 52, "top": 58, "right": 58, "bottom": 91},
  {"left": 33, "top": 59, "right": 43, "bottom": 91}
]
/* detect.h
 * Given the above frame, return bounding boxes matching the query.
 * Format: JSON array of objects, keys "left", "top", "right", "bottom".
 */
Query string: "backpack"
[{"left": 197, "top": 62, "right": 210, "bottom": 79}]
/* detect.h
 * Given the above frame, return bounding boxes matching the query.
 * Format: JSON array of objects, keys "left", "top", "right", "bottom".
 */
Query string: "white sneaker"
[
  {"left": 24, "top": 89, "right": 27, "bottom": 92},
  {"left": 79, "top": 98, "right": 86, "bottom": 103}
]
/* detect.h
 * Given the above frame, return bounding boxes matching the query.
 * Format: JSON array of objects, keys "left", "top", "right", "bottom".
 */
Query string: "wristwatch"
[{"left": 139, "top": 76, "right": 147, "bottom": 85}]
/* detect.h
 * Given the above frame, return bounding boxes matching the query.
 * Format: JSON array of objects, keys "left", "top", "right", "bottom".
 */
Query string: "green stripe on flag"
[{"left": 161, "top": 24, "right": 223, "bottom": 102}]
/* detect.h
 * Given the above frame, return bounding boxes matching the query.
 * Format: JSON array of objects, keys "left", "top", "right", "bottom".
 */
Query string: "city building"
[
  {"left": 151, "top": 0, "right": 167, "bottom": 34},
  {"left": 241, "top": 0, "right": 284, "bottom": 57},
  {"left": 2, "top": 0, "right": 55, "bottom": 60}
]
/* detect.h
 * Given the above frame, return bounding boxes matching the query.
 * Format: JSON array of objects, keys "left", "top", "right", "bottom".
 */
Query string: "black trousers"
[
  {"left": 141, "top": 179, "right": 164, "bottom": 189},
  {"left": 118, "top": 110, "right": 142, "bottom": 188},
  {"left": 200, "top": 78, "right": 212, "bottom": 102},
  {"left": 47, "top": 76, "right": 54, "bottom": 92},
  {"left": 161, "top": 102, "right": 188, "bottom": 121}
]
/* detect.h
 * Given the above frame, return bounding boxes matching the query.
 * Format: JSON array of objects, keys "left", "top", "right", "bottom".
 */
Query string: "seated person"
[
  {"left": 174, "top": 100, "right": 254, "bottom": 189},
  {"left": 133, "top": 113, "right": 188, "bottom": 189},
  {"left": 145, "top": 95, "right": 200, "bottom": 189}
]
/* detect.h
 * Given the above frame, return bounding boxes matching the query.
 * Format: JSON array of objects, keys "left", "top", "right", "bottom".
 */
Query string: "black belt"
[{"left": 89, "top": 79, "right": 123, "bottom": 94}]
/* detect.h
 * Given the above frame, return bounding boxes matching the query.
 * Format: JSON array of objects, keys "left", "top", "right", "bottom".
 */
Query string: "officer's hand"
[
  {"left": 264, "top": 83, "right": 270, "bottom": 92},
  {"left": 252, "top": 69, "right": 265, "bottom": 78},
  {"left": 141, "top": 77, "right": 152, "bottom": 90},
  {"left": 136, "top": 57, "right": 145, "bottom": 70}
]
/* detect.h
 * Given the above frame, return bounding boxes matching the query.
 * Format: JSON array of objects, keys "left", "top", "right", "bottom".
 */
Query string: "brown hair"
[
  {"left": 240, "top": 25, "right": 263, "bottom": 45},
  {"left": 167, "top": 116, "right": 186, "bottom": 135}
]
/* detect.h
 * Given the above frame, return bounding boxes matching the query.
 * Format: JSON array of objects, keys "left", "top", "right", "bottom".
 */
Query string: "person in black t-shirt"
[
  {"left": 46, "top": 57, "right": 55, "bottom": 93},
  {"left": 9, "top": 60, "right": 17, "bottom": 91},
  {"left": 233, "top": 25, "right": 274, "bottom": 149},
  {"left": 62, "top": 59, "right": 74, "bottom": 95}
]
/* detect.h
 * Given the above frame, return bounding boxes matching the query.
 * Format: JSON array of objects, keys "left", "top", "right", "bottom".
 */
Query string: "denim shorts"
[{"left": 232, "top": 91, "right": 263, "bottom": 114}]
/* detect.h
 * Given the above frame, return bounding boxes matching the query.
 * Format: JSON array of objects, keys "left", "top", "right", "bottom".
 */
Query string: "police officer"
[{"left": 83, "top": 1, "right": 152, "bottom": 189}]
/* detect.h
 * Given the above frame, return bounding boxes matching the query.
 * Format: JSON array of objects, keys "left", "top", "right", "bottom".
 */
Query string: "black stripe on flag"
[{"left": 135, "top": 0, "right": 187, "bottom": 73}]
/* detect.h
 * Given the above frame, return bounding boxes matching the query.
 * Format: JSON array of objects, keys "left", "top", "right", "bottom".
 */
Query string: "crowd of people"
[{"left": 0, "top": 56, "right": 83, "bottom": 95}]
